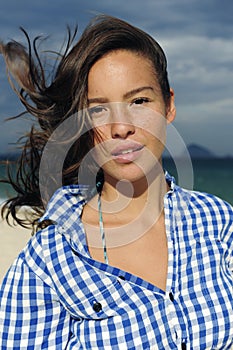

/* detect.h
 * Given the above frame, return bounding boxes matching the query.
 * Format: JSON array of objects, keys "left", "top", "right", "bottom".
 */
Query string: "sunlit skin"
[
  {"left": 82, "top": 50, "right": 176, "bottom": 291},
  {"left": 87, "top": 50, "right": 176, "bottom": 194}
]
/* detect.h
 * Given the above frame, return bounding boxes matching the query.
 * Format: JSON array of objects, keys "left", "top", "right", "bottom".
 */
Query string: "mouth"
[
  {"left": 112, "top": 145, "right": 144, "bottom": 156},
  {"left": 111, "top": 143, "right": 144, "bottom": 163}
]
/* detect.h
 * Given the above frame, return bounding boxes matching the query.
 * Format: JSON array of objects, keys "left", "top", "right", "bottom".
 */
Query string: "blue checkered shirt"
[{"left": 0, "top": 174, "right": 233, "bottom": 349}]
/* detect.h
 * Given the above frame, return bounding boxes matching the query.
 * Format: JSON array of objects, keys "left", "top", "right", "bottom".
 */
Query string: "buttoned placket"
[
  {"left": 164, "top": 190, "right": 189, "bottom": 349},
  {"left": 56, "top": 180, "right": 190, "bottom": 348}
]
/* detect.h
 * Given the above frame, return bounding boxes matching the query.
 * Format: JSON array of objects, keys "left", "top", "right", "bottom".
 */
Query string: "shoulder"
[
  {"left": 13, "top": 224, "right": 60, "bottom": 288},
  {"left": 173, "top": 186, "right": 233, "bottom": 245},
  {"left": 39, "top": 184, "right": 89, "bottom": 224},
  {"left": 180, "top": 187, "right": 233, "bottom": 220},
  {"left": 5, "top": 185, "right": 90, "bottom": 287}
]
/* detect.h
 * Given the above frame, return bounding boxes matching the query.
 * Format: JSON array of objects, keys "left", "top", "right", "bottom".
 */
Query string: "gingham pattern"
[{"left": 0, "top": 174, "right": 232, "bottom": 349}]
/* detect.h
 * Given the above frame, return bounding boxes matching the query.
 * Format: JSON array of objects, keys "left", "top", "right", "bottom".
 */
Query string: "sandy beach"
[{"left": 0, "top": 215, "right": 31, "bottom": 283}]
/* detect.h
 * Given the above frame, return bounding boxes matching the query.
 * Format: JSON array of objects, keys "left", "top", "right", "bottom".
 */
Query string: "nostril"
[{"left": 111, "top": 123, "right": 135, "bottom": 139}]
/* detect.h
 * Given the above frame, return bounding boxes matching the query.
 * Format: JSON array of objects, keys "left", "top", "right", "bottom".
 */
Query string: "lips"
[
  {"left": 111, "top": 142, "right": 143, "bottom": 156},
  {"left": 111, "top": 142, "right": 144, "bottom": 163}
]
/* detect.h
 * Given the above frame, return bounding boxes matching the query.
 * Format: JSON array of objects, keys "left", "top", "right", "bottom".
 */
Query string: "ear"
[{"left": 166, "top": 88, "right": 176, "bottom": 124}]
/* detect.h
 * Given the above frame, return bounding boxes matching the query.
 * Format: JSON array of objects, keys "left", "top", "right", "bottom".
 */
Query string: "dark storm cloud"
[{"left": 0, "top": 0, "right": 232, "bottom": 156}]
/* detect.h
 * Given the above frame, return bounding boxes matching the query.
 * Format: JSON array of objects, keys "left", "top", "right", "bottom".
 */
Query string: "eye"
[
  {"left": 132, "top": 97, "right": 150, "bottom": 105},
  {"left": 88, "top": 105, "right": 108, "bottom": 119}
]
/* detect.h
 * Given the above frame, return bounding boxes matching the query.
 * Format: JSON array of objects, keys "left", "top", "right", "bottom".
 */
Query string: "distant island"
[
  {"left": 185, "top": 144, "right": 215, "bottom": 159},
  {"left": 164, "top": 143, "right": 232, "bottom": 159}
]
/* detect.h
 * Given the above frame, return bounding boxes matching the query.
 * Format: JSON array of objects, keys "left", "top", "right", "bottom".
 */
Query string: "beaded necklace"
[{"left": 97, "top": 192, "right": 109, "bottom": 264}]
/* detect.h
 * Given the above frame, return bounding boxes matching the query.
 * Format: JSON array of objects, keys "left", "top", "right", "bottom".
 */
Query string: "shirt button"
[
  {"left": 119, "top": 275, "right": 125, "bottom": 280},
  {"left": 181, "top": 342, "right": 187, "bottom": 350},
  {"left": 169, "top": 292, "right": 174, "bottom": 302},
  {"left": 93, "top": 301, "right": 102, "bottom": 312}
]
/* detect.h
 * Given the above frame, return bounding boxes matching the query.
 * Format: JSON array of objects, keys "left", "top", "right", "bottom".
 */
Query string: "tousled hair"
[{"left": 0, "top": 15, "right": 171, "bottom": 231}]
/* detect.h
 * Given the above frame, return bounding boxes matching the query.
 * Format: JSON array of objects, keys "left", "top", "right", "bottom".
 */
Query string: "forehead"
[
  {"left": 91, "top": 49, "right": 155, "bottom": 73},
  {"left": 87, "top": 50, "right": 158, "bottom": 95}
]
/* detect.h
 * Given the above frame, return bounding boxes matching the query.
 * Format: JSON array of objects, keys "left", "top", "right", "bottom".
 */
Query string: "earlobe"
[{"left": 166, "top": 88, "right": 176, "bottom": 124}]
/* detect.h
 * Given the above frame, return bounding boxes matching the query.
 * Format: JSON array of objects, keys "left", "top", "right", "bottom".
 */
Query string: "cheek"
[
  {"left": 92, "top": 109, "right": 167, "bottom": 145},
  {"left": 136, "top": 114, "right": 167, "bottom": 146},
  {"left": 93, "top": 127, "right": 112, "bottom": 166}
]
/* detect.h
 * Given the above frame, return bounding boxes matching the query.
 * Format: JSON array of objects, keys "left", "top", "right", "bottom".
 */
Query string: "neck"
[
  {"left": 100, "top": 163, "right": 167, "bottom": 222},
  {"left": 84, "top": 164, "right": 168, "bottom": 249}
]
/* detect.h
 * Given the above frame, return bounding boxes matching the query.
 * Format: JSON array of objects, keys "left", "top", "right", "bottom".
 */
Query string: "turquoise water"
[
  {"left": 163, "top": 158, "right": 233, "bottom": 205},
  {"left": 0, "top": 163, "right": 17, "bottom": 204},
  {"left": 0, "top": 158, "right": 233, "bottom": 205}
]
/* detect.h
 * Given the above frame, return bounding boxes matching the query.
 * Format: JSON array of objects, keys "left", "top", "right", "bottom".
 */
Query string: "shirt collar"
[
  {"left": 39, "top": 172, "right": 177, "bottom": 256},
  {"left": 40, "top": 172, "right": 176, "bottom": 221},
  {"left": 39, "top": 184, "right": 89, "bottom": 224}
]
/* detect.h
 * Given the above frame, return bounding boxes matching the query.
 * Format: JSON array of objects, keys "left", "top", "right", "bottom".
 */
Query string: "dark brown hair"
[{"left": 0, "top": 15, "right": 171, "bottom": 230}]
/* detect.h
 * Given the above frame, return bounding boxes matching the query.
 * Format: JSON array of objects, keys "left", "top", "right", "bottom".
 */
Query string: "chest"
[
  {"left": 55, "top": 213, "right": 233, "bottom": 349},
  {"left": 88, "top": 222, "right": 168, "bottom": 291},
  {"left": 63, "top": 234, "right": 233, "bottom": 349}
]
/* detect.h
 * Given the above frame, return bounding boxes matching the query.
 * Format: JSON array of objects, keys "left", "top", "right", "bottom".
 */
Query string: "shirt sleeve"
[
  {"left": 221, "top": 201, "right": 233, "bottom": 275},
  {"left": 0, "top": 254, "right": 71, "bottom": 349}
]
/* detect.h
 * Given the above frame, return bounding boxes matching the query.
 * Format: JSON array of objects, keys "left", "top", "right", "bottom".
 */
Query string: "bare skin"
[
  {"left": 82, "top": 198, "right": 168, "bottom": 291},
  {"left": 82, "top": 50, "right": 176, "bottom": 291}
]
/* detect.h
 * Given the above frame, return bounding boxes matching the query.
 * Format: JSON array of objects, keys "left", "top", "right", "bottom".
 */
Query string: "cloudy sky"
[{"left": 0, "top": 0, "right": 232, "bottom": 157}]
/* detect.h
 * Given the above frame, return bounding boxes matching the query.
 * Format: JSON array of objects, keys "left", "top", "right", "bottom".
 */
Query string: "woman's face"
[{"left": 87, "top": 50, "right": 176, "bottom": 185}]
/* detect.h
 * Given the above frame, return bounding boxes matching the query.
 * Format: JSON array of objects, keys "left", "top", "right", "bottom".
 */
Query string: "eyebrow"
[
  {"left": 123, "top": 86, "right": 154, "bottom": 99},
  {"left": 87, "top": 86, "right": 154, "bottom": 105}
]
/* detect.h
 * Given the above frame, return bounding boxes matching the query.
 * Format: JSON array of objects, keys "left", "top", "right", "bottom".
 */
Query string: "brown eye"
[
  {"left": 133, "top": 97, "right": 150, "bottom": 105},
  {"left": 88, "top": 106, "right": 107, "bottom": 118}
]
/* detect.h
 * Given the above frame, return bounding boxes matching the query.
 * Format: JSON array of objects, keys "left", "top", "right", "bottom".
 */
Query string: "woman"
[{"left": 0, "top": 15, "right": 232, "bottom": 349}]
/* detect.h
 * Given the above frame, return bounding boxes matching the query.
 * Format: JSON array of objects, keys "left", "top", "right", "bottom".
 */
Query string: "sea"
[
  {"left": 0, "top": 158, "right": 233, "bottom": 206},
  {"left": 163, "top": 157, "right": 233, "bottom": 206}
]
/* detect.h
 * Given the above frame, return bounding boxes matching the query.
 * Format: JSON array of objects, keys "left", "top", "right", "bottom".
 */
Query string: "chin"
[{"left": 103, "top": 161, "right": 163, "bottom": 185}]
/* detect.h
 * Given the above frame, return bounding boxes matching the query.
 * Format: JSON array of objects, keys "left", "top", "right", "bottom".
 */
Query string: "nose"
[
  {"left": 110, "top": 104, "right": 135, "bottom": 139},
  {"left": 111, "top": 123, "right": 135, "bottom": 139}
]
